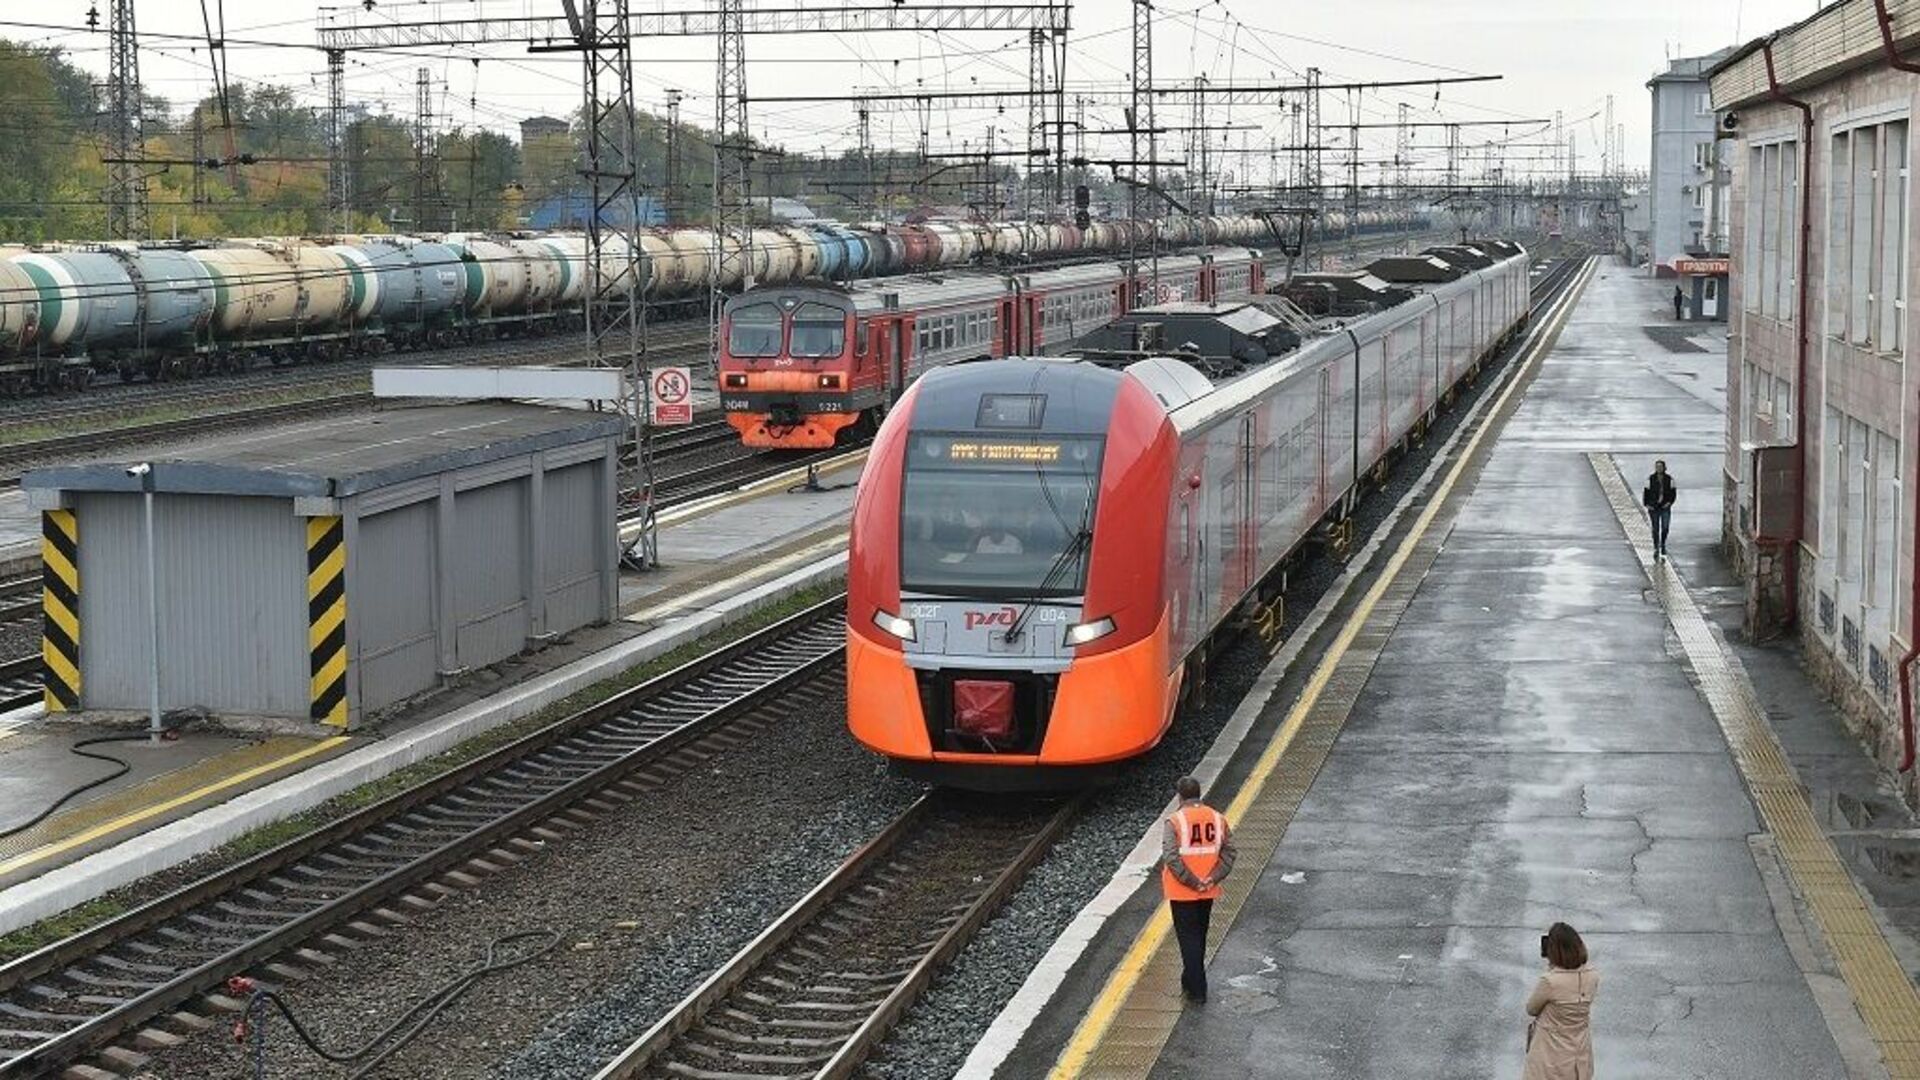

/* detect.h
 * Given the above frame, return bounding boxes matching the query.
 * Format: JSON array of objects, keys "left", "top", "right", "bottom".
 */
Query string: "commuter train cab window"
[
  {"left": 900, "top": 433, "right": 1104, "bottom": 600},
  {"left": 728, "top": 302, "right": 782, "bottom": 357},
  {"left": 790, "top": 302, "right": 846, "bottom": 358}
]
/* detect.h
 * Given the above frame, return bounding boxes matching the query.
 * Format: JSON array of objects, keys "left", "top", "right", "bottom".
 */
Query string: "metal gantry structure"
[
  {"left": 325, "top": 48, "right": 350, "bottom": 232},
  {"left": 1130, "top": 0, "right": 1157, "bottom": 288},
  {"left": 105, "top": 0, "right": 149, "bottom": 240},
  {"left": 310, "top": 2, "right": 1075, "bottom": 569},
  {"left": 711, "top": 0, "right": 751, "bottom": 376},
  {"left": 563, "top": 0, "right": 654, "bottom": 565}
]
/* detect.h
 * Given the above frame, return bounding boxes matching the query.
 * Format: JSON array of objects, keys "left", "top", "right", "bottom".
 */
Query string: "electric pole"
[
  {"left": 326, "top": 48, "right": 349, "bottom": 232},
  {"left": 105, "top": 0, "right": 149, "bottom": 240},
  {"left": 711, "top": 0, "right": 751, "bottom": 372},
  {"left": 414, "top": 67, "right": 434, "bottom": 231},
  {"left": 664, "top": 88, "right": 684, "bottom": 225}
]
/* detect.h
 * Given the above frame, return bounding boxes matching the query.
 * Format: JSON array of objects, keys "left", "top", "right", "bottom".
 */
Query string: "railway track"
[
  {"left": 0, "top": 597, "right": 847, "bottom": 1077},
  {"left": 0, "top": 576, "right": 36, "bottom": 631},
  {"left": 0, "top": 657, "right": 38, "bottom": 715},
  {"left": 593, "top": 793, "right": 1079, "bottom": 1080}
]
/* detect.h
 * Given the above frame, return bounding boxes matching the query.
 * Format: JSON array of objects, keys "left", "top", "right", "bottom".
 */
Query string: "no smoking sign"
[{"left": 649, "top": 366, "right": 693, "bottom": 425}]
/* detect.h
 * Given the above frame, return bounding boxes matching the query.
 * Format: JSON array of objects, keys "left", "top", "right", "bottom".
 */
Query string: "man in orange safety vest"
[{"left": 1161, "top": 775, "right": 1237, "bottom": 1004}]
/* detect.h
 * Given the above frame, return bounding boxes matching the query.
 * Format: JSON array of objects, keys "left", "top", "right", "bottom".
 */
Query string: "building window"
[
  {"left": 1829, "top": 118, "right": 1909, "bottom": 356},
  {"left": 1696, "top": 91, "right": 1712, "bottom": 115},
  {"left": 1746, "top": 140, "right": 1800, "bottom": 321},
  {"left": 1695, "top": 142, "right": 1714, "bottom": 171}
]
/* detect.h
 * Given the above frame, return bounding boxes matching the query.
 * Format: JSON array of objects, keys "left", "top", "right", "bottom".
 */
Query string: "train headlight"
[
  {"left": 724, "top": 373, "right": 748, "bottom": 388},
  {"left": 1063, "top": 616, "right": 1116, "bottom": 647},
  {"left": 872, "top": 609, "right": 917, "bottom": 642}
]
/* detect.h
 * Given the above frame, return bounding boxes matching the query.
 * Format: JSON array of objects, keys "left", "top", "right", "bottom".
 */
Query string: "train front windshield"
[
  {"left": 789, "top": 302, "right": 846, "bottom": 358},
  {"left": 728, "top": 302, "right": 782, "bottom": 357},
  {"left": 900, "top": 433, "right": 1104, "bottom": 599}
]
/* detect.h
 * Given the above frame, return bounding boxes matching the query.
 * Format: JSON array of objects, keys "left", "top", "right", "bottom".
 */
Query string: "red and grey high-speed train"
[
  {"left": 716, "top": 248, "right": 1266, "bottom": 449},
  {"left": 846, "top": 241, "right": 1534, "bottom": 787}
]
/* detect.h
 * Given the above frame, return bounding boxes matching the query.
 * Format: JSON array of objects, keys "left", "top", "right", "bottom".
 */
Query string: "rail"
[
  {"left": 593, "top": 792, "right": 1081, "bottom": 1080},
  {"left": 0, "top": 596, "right": 847, "bottom": 1076}
]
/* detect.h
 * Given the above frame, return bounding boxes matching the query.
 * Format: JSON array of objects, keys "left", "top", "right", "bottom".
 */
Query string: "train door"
[
  {"left": 1316, "top": 367, "right": 1332, "bottom": 512},
  {"left": 1238, "top": 413, "right": 1257, "bottom": 596},
  {"left": 890, "top": 319, "right": 909, "bottom": 400},
  {"left": 1193, "top": 466, "right": 1210, "bottom": 641},
  {"left": 997, "top": 295, "right": 1017, "bottom": 356}
]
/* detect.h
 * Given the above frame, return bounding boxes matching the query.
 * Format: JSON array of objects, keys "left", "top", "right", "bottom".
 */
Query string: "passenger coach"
[{"left": 845, "top": 242, "right": 1532, "bottom": 787}]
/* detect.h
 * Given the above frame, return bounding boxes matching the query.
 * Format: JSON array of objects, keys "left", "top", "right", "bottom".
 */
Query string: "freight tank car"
[{"left": 845, "top": 242, "right": 1530, "bottom": 787}]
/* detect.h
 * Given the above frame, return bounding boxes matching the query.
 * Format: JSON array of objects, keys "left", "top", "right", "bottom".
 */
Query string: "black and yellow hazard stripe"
[
  {"left": 306, "top": 515, "right": 348, "bottom": 727},
  {"left": 41, "top": 509, "right": 80, "bottom": 711}
]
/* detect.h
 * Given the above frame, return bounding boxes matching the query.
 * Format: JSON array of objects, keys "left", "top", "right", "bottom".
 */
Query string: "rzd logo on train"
[{"left": 964, "top": 607, "right": 1019, "bottom": 631}]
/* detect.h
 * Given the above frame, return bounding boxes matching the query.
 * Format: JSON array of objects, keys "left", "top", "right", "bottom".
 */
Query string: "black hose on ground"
[
  {"left": 0, "top": 732, "right": 151, "bottom": 841},
  {"left": 237, "top": 929, "right": 561, "bottom": 1080}
]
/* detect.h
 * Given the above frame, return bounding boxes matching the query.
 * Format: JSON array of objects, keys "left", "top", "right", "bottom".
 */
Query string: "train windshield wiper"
[{"left": 1002, "top": 522, "right": 1092, "bottom": 645}]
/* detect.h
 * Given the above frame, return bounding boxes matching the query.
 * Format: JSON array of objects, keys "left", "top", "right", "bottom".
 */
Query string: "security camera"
[{"left": 125, "top": 462, "right": 152, "bottom": 478}]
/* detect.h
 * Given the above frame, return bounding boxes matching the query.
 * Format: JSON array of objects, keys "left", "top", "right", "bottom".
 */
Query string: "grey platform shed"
[{"left": 22, "top": 402, "right": 624, "bottom": 730}]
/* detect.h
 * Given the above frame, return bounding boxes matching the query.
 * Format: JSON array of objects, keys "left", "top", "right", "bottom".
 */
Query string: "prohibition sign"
[{"left": 650, "top": 366, "right": 693, "bottom": 424}]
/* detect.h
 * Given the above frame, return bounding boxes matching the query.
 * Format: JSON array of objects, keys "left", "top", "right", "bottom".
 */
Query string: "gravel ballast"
[{"left": 131, "top": 677, "right": 921, "bottom": 1080}]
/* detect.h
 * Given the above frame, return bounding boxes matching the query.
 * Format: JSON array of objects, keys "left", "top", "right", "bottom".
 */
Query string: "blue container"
[
  {"left": 808, "top": 226, "right": 846, "bottom": 281},
  {"left": 356, "top": 240, "right": 464, "bottom": 325},
  {"left": 125, "top": 249, "right": 215, "bottom": 346}
]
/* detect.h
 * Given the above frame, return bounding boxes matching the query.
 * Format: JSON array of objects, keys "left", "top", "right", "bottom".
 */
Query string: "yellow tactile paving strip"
[
  {"left": 1590, "top": 453, "right": 1920, "bottom": 1077},
  {"left": 1047, "top": 257, "right": 1599, "bottom": 1080},
  {"left": 0, "top": 734, "right": 352, "bottom": 882}
]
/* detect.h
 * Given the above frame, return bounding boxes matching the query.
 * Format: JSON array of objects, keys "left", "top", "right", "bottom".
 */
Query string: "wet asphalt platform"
[{"left": 1035, "top": 261, "right": 1917, "bottom": 1079}]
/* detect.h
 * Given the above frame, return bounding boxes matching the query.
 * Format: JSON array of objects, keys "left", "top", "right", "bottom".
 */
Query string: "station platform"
[
  {"left": 0, "top": 450, "right": 859, "bottom": 908},
  {"left": 1002, "top": 261, "right": 1920, "bottom": 1078}
]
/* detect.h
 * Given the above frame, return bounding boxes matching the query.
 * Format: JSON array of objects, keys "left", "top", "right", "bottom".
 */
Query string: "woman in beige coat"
[{"left": 1524, "top": 922, "right": 1599, "bottom": 1080}]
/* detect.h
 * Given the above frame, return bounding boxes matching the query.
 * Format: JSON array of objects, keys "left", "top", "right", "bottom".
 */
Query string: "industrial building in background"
[
  {"left": 1648, "top": 47, "right": 1733, "bottom": 318},
  {"left": 1712, "top": 0, "right": 1919, "bottom": 800}
]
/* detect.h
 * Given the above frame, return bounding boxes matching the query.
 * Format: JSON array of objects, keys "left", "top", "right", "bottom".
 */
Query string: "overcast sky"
[{"left": 5, "top": 0, "right": 1827, "bottom": 185}]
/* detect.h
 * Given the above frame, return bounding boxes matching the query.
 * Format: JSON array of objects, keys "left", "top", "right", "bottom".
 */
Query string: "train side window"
[
  {"left": 856, "top": 322, "right": 869, "bottom": 357},
  {"left": 1180, "top": 502, "right": 1192, "bottom": 562}
]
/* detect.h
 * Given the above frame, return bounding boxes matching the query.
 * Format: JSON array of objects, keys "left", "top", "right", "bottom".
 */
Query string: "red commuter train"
[
  {"left": 717, "top": 249, "right": 1265, "bottom": 449},
  {"left": 845, "top": 241, "right": 1534, "bottom": 787}
]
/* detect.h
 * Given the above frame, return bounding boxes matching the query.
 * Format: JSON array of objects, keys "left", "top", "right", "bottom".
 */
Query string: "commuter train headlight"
[
  {"left": 1063, "top": 616, "right": 1116, "bottom": 647},
  {"left": 872, "top": 609, "right": 917, "bottom": 642}
]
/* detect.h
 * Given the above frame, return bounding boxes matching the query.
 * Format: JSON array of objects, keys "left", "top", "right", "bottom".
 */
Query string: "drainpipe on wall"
[
  {"left": 1760, "top": 40, "right": 1814, "bottom": 641},
  {"left": 1875, "top": 0, "right": 1920, "bottom": 75},
  {"left": 1873, "top": 0, "right": 1920, "bottom": 772}
]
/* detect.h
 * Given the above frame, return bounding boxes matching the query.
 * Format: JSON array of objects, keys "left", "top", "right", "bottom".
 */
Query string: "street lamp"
[{"left": 126, "top": 462, "right": 162, "bottom": 742}]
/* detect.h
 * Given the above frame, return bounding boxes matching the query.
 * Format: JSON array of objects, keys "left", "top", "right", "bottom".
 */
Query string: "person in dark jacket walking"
[
  {"left": 1161, "top": 776, "right": 1236, "bottom": 1004},
  {"left": 1672, "top": 285, "right": 1686, "bottom": 320},
  {"left": 1643, "top": 460, "right": 1676, "bottom": 558}
]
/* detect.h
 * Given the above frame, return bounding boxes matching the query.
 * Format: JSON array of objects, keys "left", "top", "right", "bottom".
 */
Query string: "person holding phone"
[{"left": 1524, "top": 922, "right": 1599, "bottom": 1079}]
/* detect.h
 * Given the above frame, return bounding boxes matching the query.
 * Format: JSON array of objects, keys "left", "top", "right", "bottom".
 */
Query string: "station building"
[{"left": 1713, "top": 1, "right": 1920, "bottom": 797}]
